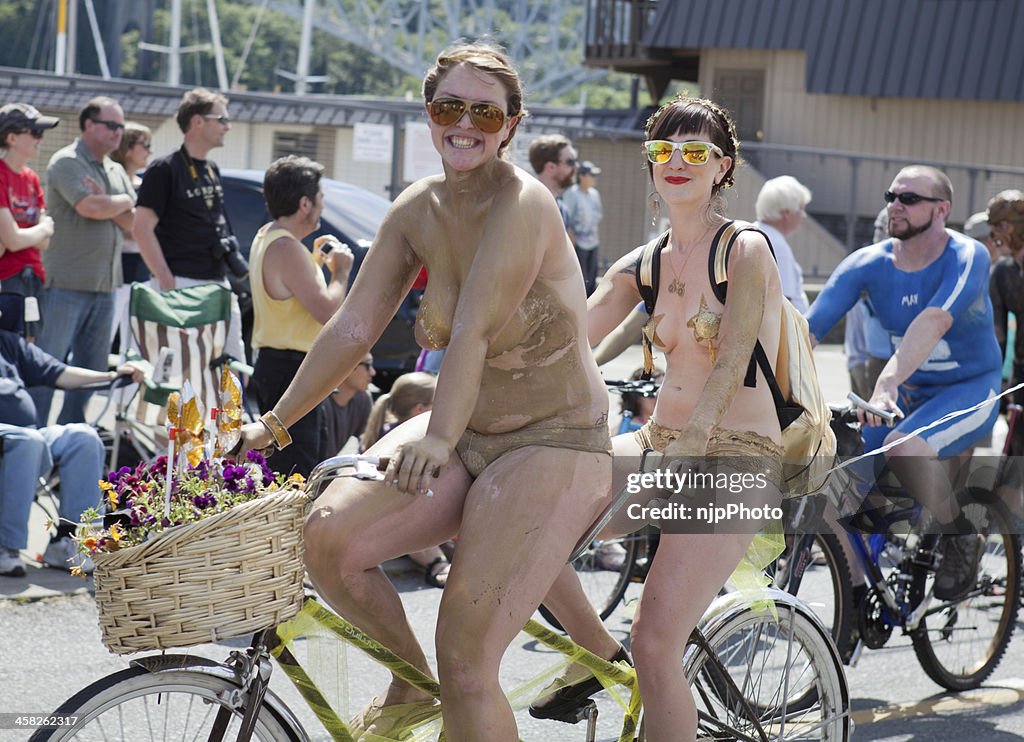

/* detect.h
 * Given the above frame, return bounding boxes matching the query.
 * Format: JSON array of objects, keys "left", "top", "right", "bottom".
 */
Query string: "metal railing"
[{"left": 742, "top": 141, "right": 1024, "bottom": 256}]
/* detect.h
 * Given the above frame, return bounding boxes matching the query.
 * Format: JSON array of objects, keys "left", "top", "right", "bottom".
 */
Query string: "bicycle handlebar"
[
  {"left": 846, "top": 392, "right": 902, "bottom": 427},
  {"left": 305, "top": 454, "right": 390, "bottom": 501}
]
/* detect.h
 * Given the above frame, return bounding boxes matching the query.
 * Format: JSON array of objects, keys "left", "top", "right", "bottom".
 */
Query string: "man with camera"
[
  {"left": 248, "top": 155, "right": 353, "bottom": 476},
  {"left": 134, "top": 88, "right": 245, "bottom": 362}
]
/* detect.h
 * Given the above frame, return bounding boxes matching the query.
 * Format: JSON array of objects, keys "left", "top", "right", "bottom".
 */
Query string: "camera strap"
[{"left": 179, "top": 146, "right": 230, "bottom": 234}]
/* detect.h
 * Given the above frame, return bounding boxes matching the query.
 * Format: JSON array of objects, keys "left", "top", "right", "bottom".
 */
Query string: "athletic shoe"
[
  {"left": 934, "top": 532, "right": 983, "bottom": 601},
  {"left": 0, "top": 547, "right": 26, "bottom": 578},
  {"left": 41, "top": 537, "right": 94, "bottom": 575},
  {"left": 529, "top": 646, "right": 631, "bottom": 721}
]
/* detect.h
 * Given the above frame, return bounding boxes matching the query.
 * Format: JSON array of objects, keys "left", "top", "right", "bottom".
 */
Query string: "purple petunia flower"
[
  {"left": 245, "top": 449, "right": 267, "bottom": 467},
  {"left": 192, "top": 492, "right": 217, "bottom": 509},
  {"left": 222, "top": 464, "right": 246, "bottom": 492},
  {"left": 194, "top": 459, "right": 210, "bottom": 481},
  {"left": 149, "top": 456, "right": 169, "bottom": 475}
]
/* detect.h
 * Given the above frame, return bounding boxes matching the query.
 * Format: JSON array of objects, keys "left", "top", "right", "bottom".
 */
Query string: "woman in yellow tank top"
[{"left": 248, "top": 155, "right": 353, "bottom": 476}]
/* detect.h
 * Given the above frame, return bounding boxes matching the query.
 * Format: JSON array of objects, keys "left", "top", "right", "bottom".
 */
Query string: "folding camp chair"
[{"left": 119, "top": 282, "right": 253, "bottom": 447}]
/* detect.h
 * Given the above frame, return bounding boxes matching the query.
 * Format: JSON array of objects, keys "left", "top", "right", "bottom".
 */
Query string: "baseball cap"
[
  {"left": 578, "top": 160, "right": 601, "bottom": 176},
  {"left": 0, "top": 103, "right": 60, "bottom": 134}
]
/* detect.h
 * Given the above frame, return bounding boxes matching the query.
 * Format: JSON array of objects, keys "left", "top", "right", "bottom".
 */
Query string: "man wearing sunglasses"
[
  {"left": 135, "top": 88, "right": 245, "bottom": 364},
  {"left": 33, "top": 96, "right": 135, "bottom": 426},
  {"left": 807, "top": 165, "right": 1002, "bottom": 602},
  {"left": 528, "top": 133, "right": 578, "bottom": 231}
]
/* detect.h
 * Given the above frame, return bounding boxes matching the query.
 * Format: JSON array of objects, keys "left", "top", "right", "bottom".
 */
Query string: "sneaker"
[
  {"left": 0, "top": 547, "right": 26, "bottom": 578},
  {"left": 934, "top": 533, "right": 983, "bottom": 601},
  {"left": 41, "top": 537, "right": 94, "bottom": 575},
  {"left": 595, "top": 542, "right": 628, "bottom": 571},
  {"left": 529, "top": 646, "right": 631, "bottom": 721}
]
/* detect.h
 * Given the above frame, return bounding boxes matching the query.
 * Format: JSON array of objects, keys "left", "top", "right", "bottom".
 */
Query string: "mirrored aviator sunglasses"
[
  {"left": 428, "top": 97, "right": 507, "bottom": 134},
  {"left": 644, "top": 139, "right": 723, "bottom": 166}
]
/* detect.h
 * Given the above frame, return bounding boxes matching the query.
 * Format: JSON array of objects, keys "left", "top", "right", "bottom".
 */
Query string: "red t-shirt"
[{"left": 0, "top": 160, "right": 46, "bottom": 281}]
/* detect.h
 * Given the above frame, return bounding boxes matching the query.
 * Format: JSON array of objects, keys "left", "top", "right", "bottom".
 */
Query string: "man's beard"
[
  {"left": 888, "top": 214, "right": 933, "bottom": 240},
  {"left": 558, "top": 172, "right": 575, "bottom": 189}
]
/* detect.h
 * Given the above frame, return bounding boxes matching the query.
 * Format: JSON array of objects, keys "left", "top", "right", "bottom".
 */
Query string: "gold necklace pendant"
[
  {"left": 687, "top": 293, "right": 722, "bottom": 365},
  {"left": 667, "top": 278, "right": 685, "bottom": 297}
]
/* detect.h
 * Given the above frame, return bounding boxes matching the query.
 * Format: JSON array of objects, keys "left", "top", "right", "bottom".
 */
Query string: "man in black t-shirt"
[{"left": 134, "top": 88, "right": 244, "bottom": 361}]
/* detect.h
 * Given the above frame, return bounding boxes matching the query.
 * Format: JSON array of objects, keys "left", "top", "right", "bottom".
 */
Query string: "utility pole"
[
  {"left": 277, "top": 0, "right": 327, "bottom": 93},
  {"left": 206, "top": 0, "right": 229, "bottom": 90},
  {"left": 55, "top": 0, "right": 79, "bottom": 75},
  {"left": 138, "top": 0, "right": 228, "bottom": 89},
  {"left": 55, "top": 0, "right": 68, "bottom": 74}
]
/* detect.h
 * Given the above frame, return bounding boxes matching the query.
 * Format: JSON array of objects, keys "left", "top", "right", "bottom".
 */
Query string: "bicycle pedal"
[
  {"left": 544, "top": 700, "right": 598, "bottom": 725},
  {"left": 568, "top": 700, "right": 598, "bottom": 725}
]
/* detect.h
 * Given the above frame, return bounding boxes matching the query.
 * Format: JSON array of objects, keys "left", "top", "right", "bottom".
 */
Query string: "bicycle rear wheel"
[
  {"left": 27, "top": 667, "right": 301, "bottom": 741},
  {"left": 684, "top": 593, "right": 850, "bottom": 741},
  {"left": 538, "top": 533, "right": 642, "bottom": 630},
  {"left": 910, "top": 487, "right": 1022, "bottom": 691}
]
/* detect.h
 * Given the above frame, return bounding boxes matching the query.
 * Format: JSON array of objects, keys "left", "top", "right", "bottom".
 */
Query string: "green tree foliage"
[
  {"left": 120, "top": 1, "right": 420, "bottom": 95},
  {"left": 0, "top": 0, "right": 653, "bottom": 107},
  {"left": 0, "top": 0, "right": 57, "bottom": 72}
]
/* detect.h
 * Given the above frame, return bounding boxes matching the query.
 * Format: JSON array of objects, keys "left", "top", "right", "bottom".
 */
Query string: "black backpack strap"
[
  {"left": 635, "top": 229, "right": 670, "bottom": 316},
  {"left": 635, "top": 230, "right": 669, "bottom": 380},
  {"left": 707, "top": 221, "right": 785, "bottom": 408}
]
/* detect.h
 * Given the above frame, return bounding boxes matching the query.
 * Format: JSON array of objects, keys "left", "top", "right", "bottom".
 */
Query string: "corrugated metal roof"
[
  {"left": 642, "top": 0, "right": 1024, "bottom": 102},
  {"left": 0, "top": 66, "right": 644, "bottom": 135}
]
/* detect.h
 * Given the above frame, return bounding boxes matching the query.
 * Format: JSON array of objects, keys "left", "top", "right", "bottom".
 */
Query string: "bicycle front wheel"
[
  {"left": 539, "top": 533, "right": 642, "bottom": 629},
  {"left": 685, "top": 593, "right": 850, "bottom": 741},
  {"left": 28, "top": 667, "right": 301, "bottom": 741},
  {"left": 910, "top": 487, "right": 1022, "bottom": 691}
]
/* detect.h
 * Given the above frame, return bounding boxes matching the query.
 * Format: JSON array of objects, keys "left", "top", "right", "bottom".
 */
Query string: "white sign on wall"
[
  {"left": 403, "top": 122, "right": 443, "bottom": 182},
  {"left": 352, "top": 123, "right": 393, "bottom": 163}
]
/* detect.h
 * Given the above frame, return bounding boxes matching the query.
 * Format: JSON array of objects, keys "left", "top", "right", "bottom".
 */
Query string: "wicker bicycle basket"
[{"left": 92, "top": 487, "right": 308, "bottom": 655}]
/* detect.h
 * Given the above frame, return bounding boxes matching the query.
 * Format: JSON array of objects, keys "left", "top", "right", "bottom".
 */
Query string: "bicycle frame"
[
  {"left": 268, "top": 598, "right": 641, "bottom": 742},
  {"left": 268, "top": 593, "right": 811, "bottom": 742},
  {"left": 31, "top": 451, "right": 848, "bottom": 742}
]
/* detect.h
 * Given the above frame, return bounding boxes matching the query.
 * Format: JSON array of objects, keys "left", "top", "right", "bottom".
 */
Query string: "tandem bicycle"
[{"left": 30, "top": 454, "right": 851, "bottom": 741}]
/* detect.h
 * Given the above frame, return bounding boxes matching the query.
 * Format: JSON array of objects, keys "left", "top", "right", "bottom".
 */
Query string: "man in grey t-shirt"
[{"left": 32, "top": 96, "right": 134, "bottom": 425}]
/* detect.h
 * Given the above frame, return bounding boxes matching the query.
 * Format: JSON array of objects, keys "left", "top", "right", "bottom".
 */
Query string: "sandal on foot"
[
  {"left": 424, "top": 557, "right": 450, "bottom": 589},
  {"left": 348, "top": 696, "right": 441, "bottom": 741},
  {"left": 528, "top": 646, "right": 631, "bottom": 721}
]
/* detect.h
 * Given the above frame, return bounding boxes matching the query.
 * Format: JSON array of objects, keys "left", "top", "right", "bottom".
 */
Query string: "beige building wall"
[
  {"left": 724, "top": 162, "right": 847, "bottom": 279},
  {"left": 702, "top": 48, "right": 1024, "bottom": 224},
  {"left": 330, "top": 126, "right": 393, "bottom": 197},
  {"left": 572, "top": 136, "right": 652, "bottom": 273}
]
